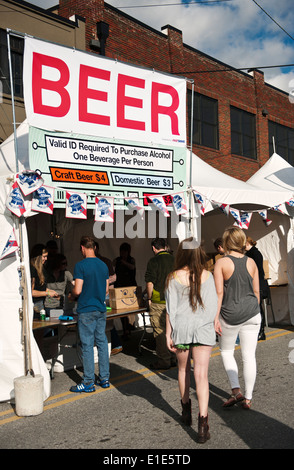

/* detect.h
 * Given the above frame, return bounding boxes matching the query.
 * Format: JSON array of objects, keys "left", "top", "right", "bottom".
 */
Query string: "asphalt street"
[{"left": 1, "top": 324, "right": 294, "bottom": 457}]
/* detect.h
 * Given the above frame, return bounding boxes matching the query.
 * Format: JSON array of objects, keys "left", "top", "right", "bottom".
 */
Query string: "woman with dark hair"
[
  {"left": 165, "top": 238, "right": 217, "bottom": 444},
  {"left": 30, "top": 244, "right": 58, "bottom": 315}
]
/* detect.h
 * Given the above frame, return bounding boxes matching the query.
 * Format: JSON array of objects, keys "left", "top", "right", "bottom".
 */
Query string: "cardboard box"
[{"left": 109, "top": 286, "right": 141, "bottom": 310}]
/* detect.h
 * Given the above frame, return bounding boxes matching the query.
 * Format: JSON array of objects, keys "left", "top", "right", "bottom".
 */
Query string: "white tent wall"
[{"left": 0, "top": 178, "right": 51, "bottom": 402}]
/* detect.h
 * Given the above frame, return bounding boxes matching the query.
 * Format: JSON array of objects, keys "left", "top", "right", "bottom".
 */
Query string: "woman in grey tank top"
[
  {"left": 214, "top": 227, "right": 261, "bottom": 410},
  {"left": 165, "top": 238, "right": 217, "bottom": 443}
]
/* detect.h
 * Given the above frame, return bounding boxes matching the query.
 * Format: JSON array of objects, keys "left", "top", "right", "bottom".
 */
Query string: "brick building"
[{"left": 1, "top": 0, "right": 293, "bottom": 181}]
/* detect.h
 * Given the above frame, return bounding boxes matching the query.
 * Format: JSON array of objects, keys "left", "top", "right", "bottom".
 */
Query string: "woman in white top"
[{"left": 165, "top": 238, "right": 217, "bottom": 444}]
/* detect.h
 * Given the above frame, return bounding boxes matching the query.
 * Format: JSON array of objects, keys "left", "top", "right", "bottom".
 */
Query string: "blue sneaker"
[
  {"left": 96, "top": 379, "right": 110, "bottom": 389},
  {"left": 70, "top": 382, "right": 95, "bottom": 393}
]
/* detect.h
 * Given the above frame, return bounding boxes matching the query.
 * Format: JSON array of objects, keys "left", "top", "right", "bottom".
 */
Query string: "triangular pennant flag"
[
  {"left": 65, "top": 191, "right": 87, "bottom": 219},
  {"left": 32, "top": 185, "right": 54, "bottom": 214},
  {"left": 286, "top": 198, "right": 294, "bottom": 207},
  {"left": 258, "top": 210, "right": 272, "bottom": 226},
  {"left": 240, "top": 212, "right": 252, "bottom": 230},
  {"left": 172, "top": 192, "right": 188, "bottom": 215},
  {"left": 0, "top": 228, "right": 18, "bottom": 260},
  {"left": 272, "top": 204, "right": 286, "bottom": 214},
  {"left": 149, "top": 195, "right": 170, "bottom": 217},
  {"left": 16, "top": 170, "right": 43, "bottom": 196},
  {"left": 124, "top": 197, "right": 145, "bottom": 219},
  {"left": 230, "top": 207, "right": 242, "bottom": 227},
  {"left": 214, "top": 202, "right": 230, "bottom": 216},
  {"left": 95, "top": 196, "right": 114, "bottom": 222},
  {"left": 6, "top": 181, "right": 26, "bottom": 217},
  {"left": 193, "top": 192, "right": 206, "bottom": 215}
]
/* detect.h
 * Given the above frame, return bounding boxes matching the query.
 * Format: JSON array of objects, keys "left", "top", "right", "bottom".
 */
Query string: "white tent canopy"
[
  {"left": 247, "top": 152, "right": 294, "bottom": 192},
  {"left": 189, "top": 150, "right": 293, "bottom": 211}
]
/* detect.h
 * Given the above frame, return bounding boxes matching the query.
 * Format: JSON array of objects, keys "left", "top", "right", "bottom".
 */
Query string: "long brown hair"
[
  {"left": 167, "top": 237, "right": 207, "bottom": 311},
  {"left": 30, "top": 244, "right": 47, "bottom": 285}
]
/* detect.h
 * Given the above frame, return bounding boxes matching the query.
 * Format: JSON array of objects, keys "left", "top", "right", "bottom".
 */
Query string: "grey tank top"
[{"left": 221, "top": 255, "right": 260, "bottom": 325}]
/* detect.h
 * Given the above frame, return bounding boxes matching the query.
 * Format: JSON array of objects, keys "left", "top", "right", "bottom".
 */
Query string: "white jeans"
[{"left": 219, "top": 313, "right": 261, "bottom": 400}]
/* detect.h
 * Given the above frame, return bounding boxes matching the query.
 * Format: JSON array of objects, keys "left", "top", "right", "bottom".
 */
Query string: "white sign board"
[{"left": 23, "top": 37, "right": 187, "bottom": 147}]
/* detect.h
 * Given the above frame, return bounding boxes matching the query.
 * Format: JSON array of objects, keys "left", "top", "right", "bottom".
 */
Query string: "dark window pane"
[
  {"left": 187, "top": 90, "right": 219, "bottom": 149},
  {"left": 230, "top": 106, "right": 256, "bottom": 159},
  {"left": 268, "top": 121, "right": 294, "bottom": 164}
]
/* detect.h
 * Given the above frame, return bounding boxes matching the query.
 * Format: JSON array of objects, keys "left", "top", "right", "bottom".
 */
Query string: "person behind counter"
[
  {"left": 44, "top": 253, "right": 74, "bottom": 316},
  {"left": 30, "top": 244, "right": 58, "bottom": 315},
  {"left": 113, "top": 242, "right": 137, "bottom": 338}
]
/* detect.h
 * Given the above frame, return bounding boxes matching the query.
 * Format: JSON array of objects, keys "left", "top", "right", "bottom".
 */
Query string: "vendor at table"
[
  {"left": 30, "top": 243, "right": 58, "bottom": 316},
  {"left": 44, "top": 253, "right": 74, "bottom": 316}
]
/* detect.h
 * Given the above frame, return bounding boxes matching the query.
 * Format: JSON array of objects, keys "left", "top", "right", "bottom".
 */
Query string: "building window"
[
  {"left": 0, "top": 29, "right": 24, "bottom": 98},
  {"left": 230, "top": 106, "right": 256, "bottom": 159},
  {"left": 187, "top": 90, "right": 219, "bottom": 149},
  {"left": 268, "top": 121, "right": 294, "bottom": 165}
]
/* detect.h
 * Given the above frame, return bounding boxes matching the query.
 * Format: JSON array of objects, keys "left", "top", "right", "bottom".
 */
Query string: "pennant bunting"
[
  {"left": 172, "top": 192, "right": 188, "bottom": 216},
  {"left": 65, "top": 191, "right": 87, "bottom": 219},
  {"left": 16, "top": 170, "right": 43, "bottom": 196},
  {"left": 32, "top": 185, "right": 54, "bottom": 214},
  {"left": 272, "top": 204, "right": 286, "bottom": 214},
  {"left": 193, "top": 192, "right": 206, "bottom": 215},
  {"left": 240, "top": 211, "right": 252, "bottom": 230},
  {"left": 6, "top": 181, "right": 27, "bottom": 217},
  {"left": 148, "top": 195, "right": 170, "bottom": 217},
  {"left": 124, "top": 197, "right": 145, "bottom": 219},
  {"left": 286, "top": 198, "right": 294, "bottom": 207},
  {"left": 258, "top": 210, "right": 272, "bottom": 226},
  {"left": 230, "top": 207, "right": 242, "bottom": 227},
  {"left": 95, "top": 196, "right": 114, "bottom": 222},
  {"left": 0, "top": 228, "right": 18, "bottom": 260},
  {"left": 214, "top": 202, "right": 230, "bottom": 216}
]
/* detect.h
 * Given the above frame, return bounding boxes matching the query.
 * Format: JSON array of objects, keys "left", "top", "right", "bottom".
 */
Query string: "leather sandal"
[
  {"left": 242, "top": 399, "right": 252, "bottom": 410},
  {"left": 223, "top": 391, "right": 245, "bottom": 407}
]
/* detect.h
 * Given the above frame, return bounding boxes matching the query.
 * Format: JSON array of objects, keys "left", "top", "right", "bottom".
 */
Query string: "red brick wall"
[{"left": 58, "top": 0, "right": 294, "bottom": 181}]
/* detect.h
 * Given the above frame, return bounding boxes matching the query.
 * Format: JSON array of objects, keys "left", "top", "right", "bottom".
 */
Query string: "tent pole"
[
  {"left": 7, "top": 30, "right": 33, "bottom": 377},
  {"left": 188, "top": 79, "right": 194, "bottom": 236}
]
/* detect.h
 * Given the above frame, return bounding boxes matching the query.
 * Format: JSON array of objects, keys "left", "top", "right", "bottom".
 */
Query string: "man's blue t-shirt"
[{"left": 73, "top": 257, "right": 109, "bottom": 313}]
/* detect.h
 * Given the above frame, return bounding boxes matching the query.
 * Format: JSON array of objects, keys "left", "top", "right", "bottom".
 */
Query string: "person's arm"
[
  {"left": 31, "top": 278, "right": 58, "bottom": 298},
  {"left": 213, "top": 259, "right": 224, "bottom": 336},
  {"left": 146, "top": 281, "right": 154, "bottom": 305},
  {"left": 166, "top": 310, "right": 177, "bottom": 352},
  {"left": 68, "top": 278, "right": 83, "bottom": 301},
  {"left": 248, "top": 258, "right": 260, "bottom": 304}
]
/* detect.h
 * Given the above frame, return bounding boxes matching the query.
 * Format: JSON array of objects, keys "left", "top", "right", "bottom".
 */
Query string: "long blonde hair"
[
  {"left": 166, "top": 237, "right": 207, "bottom": 311},
  {"left": 222, "top": 226, "right": 246, "bottom": 254}
]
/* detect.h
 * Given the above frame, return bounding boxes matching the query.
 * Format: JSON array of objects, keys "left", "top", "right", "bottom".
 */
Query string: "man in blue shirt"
[{"left": 69, "top": 236, "right": 110, "bottom": 393}]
